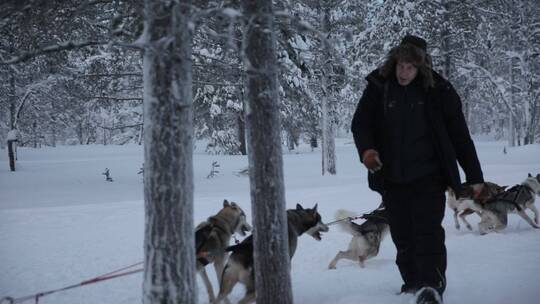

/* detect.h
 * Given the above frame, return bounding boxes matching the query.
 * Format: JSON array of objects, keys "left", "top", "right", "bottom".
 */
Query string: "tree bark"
[
  {"left": 242, "top": 1, "right": 293, "bottom": 303},
  {"left": 142, "top": 1, "right": 197, "bottom": 304}
]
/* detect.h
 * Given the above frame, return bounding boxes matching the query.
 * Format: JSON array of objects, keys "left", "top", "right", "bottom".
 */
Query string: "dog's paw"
[
  {"left": 328, "top": 263, "right": 336, "bottom": 270},
  {"left": 466, "top": 224, "right": 472, "bottom": 230}
]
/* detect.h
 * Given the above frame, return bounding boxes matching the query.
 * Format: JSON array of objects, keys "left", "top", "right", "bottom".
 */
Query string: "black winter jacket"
[{"left": 351, "top": 69, "right": 484, "bottom": 194}]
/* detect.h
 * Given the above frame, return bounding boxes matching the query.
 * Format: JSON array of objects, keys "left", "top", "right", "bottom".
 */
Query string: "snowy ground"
[{"left": 1, "top": 139, "right": 540, "bottom": 304}]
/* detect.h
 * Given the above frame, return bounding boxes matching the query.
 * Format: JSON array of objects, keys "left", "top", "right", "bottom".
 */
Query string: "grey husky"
[
  {"left": 214, "top": 204, "right": 329, "bottom": 304},
  {"left": 195, "top": 200, "right": 252, "bottom": 303},
  {"left": 446, "top": 181, "right": 507, "bottom": 230},
  {"left": 460, "top": 174, "right": 540, "bottom": 234},
  {"left": 328, "top": 204, "right": 389, "bottom": 269}
]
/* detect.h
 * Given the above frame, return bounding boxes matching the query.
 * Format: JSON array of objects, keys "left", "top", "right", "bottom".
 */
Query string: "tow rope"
[
  {"left": 326, "top": 215, "right": 364, "bottom": 226},
  {"left": 0, "top": 262, "right": 143, "bottom": 304}
]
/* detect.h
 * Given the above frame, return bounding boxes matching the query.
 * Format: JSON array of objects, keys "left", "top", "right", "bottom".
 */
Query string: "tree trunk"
[
  {"left": 8, "top": 140, "right": 16, "bottom": 171},
  {"left": 142, "top": 1, "right": 197, "bottom": 304},
  {"left": 508, "top": 58, "right": 516, "bottom": 147},
  {"left": 138, "top": 123, "right": 144, "bottom": 145},
  {"left": 321, "top": 4, "right": 336, "bottom": 175},
  {"left": 242, "top": 1, "right": 293, "bottom": 303},
  {"left": 509, "top": 113, "right": 516, "bottom": 147},
  {"left": 102, "top": 117, "right": 107, "bottom": 145},
  {"left": 32, "top": 120, "right": 38, "bottom": 148},
  {"left": 77, "top": 121, "right": 84, "bottom": 144},
  {"left": 51, "top": 117, "right": 57, "bottom": 147},
  {"left": 9, "top": 75, "right": 16, "bottom": 130},
  {"left": 237, "top": 111, "right": 247, "bottom": 155},
  {"left": 442, "top": 0, "right": 453, "bottom": 80}
]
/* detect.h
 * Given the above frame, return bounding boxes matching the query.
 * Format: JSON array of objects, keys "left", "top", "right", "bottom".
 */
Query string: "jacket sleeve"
[
  {"left": 442, "top": 83, "right": 484, "bottom": 184},
  {"left": 351, "top": 82, "right": 379, "bottom": 162}
]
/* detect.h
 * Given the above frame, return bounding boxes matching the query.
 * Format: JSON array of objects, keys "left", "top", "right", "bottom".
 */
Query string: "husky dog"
[
  {"left": 446, "top": 182, "right": 507, "bottom": 230},
  {"left": 195, "top": 200, "right": 252, "bottom": 303},
  {"left": 328, "top": 204, "right": 389, "bottom": 269},
  {"left": 462, "top": 174, "right": 540, "bottom": 234},
  {"left": 214, "top": 204, "right": 329, "bottom": 304}
]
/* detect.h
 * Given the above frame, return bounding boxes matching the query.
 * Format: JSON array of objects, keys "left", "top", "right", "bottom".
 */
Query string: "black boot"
[
  {"left": 414, "top": 287, "right": 442, "bottom": 304},
  {"left": 400, "top": 283, "right": 419, "bottom": 294}
]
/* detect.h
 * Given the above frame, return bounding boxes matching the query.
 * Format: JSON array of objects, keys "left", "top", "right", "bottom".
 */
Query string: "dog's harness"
[
  {"left": 195, "top": 216, "right": 233, "bottom": 265},
  {"left": 486, "top": 184, "right": 534, "bottom": 211}
]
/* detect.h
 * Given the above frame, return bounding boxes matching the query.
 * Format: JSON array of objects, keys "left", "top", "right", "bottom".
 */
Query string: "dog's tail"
[{"left": 334, "top": 209, "right": 360, "bottom": 235}]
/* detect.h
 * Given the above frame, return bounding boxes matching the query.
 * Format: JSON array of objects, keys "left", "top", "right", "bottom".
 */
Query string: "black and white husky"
[
  {"left": 214, "top": 204, "right": 329, "bottom": 304},
  {"left": 460, "top": 174, "right": 540, "bottom": 234},
  {"left": 328, "top": 205, "right": 389, "bottom": 269},
  {"left": 195, "top": 200, "right": 252, "bottom": 303}
]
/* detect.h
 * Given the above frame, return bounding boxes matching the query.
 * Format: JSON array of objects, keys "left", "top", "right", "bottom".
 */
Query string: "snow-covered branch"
[
  {"left": 97, "top": 122, "right": 143, "bottom": 130},
  {"left": 89, "top": 96, "right": 143, "bottom": 102},
  {"left": 2, "top": 40, "right": 109, "bottom": 65}
]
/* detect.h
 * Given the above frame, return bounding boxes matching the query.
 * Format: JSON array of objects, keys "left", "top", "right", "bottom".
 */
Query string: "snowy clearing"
[{"left": 1, "top": 139, "right": 540, "bottom": 304}]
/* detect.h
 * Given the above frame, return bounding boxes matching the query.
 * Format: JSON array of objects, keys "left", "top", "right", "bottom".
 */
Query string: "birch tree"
[
  {"left": 242, "top": 0, "right": 293, "bottom": 303},
  {"left": 142, "top": 0, "right": 196, "bottom": 303}
]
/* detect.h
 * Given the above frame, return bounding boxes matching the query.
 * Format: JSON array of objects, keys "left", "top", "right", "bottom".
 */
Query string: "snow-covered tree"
[
  {"left": 141, "top": 0, "right": 197, "bottom": 303},
  {"left": 242, "top": 0, "right": 293, "bottom": 303}
]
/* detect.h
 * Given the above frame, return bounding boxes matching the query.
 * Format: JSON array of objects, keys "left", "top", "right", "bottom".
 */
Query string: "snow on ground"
[{"left": 1, "top": 139, "right": 539, "bottom": 304}]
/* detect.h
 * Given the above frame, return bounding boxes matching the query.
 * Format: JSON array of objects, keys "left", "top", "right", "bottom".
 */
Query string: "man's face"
[{"left": 395, "top": 61, "right": 418, "bottom": 86}]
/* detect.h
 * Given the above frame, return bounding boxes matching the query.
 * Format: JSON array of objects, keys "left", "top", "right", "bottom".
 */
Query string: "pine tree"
[
  {"left": 242, "top": 0, "right": 293, "bottom": 303},
  {"left": 141, "top": 0, "right": 197, "bottom": 303}
]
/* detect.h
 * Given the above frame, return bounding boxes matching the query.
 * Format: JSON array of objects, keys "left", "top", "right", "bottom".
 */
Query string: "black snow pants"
[{"left": 383, "top": 175, "right": 447, "bottom": 295}]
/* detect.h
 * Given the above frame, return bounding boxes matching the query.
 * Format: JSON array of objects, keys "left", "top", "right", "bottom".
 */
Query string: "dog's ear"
[
  {"left": 312, "top": 203, "right": 318, "bottom": 212},
  {"left": 230, "top": 201, "right": 238, "bottom": 208},
  {"left": 223, "top": 199, "right": 230, "bottom": 207},
  {"left": 296, "top": 203, "right": 304, "bottom": 210},
  {"left": 528, "top": 173, "right": 533, "bottom": 177}
]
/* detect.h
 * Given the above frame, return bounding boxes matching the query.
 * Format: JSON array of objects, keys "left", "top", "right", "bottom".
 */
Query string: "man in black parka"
[{"left": 351, "top": 35, "right": 484, "bottom": 301}]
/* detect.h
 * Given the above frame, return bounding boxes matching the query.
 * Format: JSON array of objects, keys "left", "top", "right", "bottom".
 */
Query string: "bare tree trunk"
[
  {"left": 8, "top": 140, "right": 16, "bottom": 171},
  {"left": 508, "top": 58, "right": 516, "bottom": 147},
  {"left": 9, "top": 75, "right": 16, "bottom": 130},
  {"left": 142, "top": 1, "right": 197, "bottom": 304},
  {"left": 138, "top": 123, "right": 144, "bottom": 145},
  {"left": 32, "top": 120, "right": 38, "bottom": 148},
  {"left": 77, "top": 121, "right": 84, "bottom": 144},
  {"left": 321, "top": 4, "right": 336, "bottom": 175},
  {"left": 508, "top": 113, "right": 516, "bottom": 147},
  {"left": 525, "top": 79, "right": 539, "bottom": 144},
  {"left": 242, "top": 1, "right": 293, "bottom": 303},
  {"left": 102, "top": 117, "right": 107, "bottom": 145},
  {"left": 441, "top": 0, "right": 453, "bottom": 80},
  {"left": 237, "top": 111, "right": 247, "bottom": 155},
  {"left": 51, "top": 117, "right": 57, "bottom": 147}
]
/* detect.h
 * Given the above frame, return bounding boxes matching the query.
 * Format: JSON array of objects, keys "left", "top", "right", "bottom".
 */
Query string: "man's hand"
[
  {"left": 362, "top": 149, "right": 383, "bottom": 173},
  {"left": 471, "top": 183, "right": 484, "bottom": 200}
]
